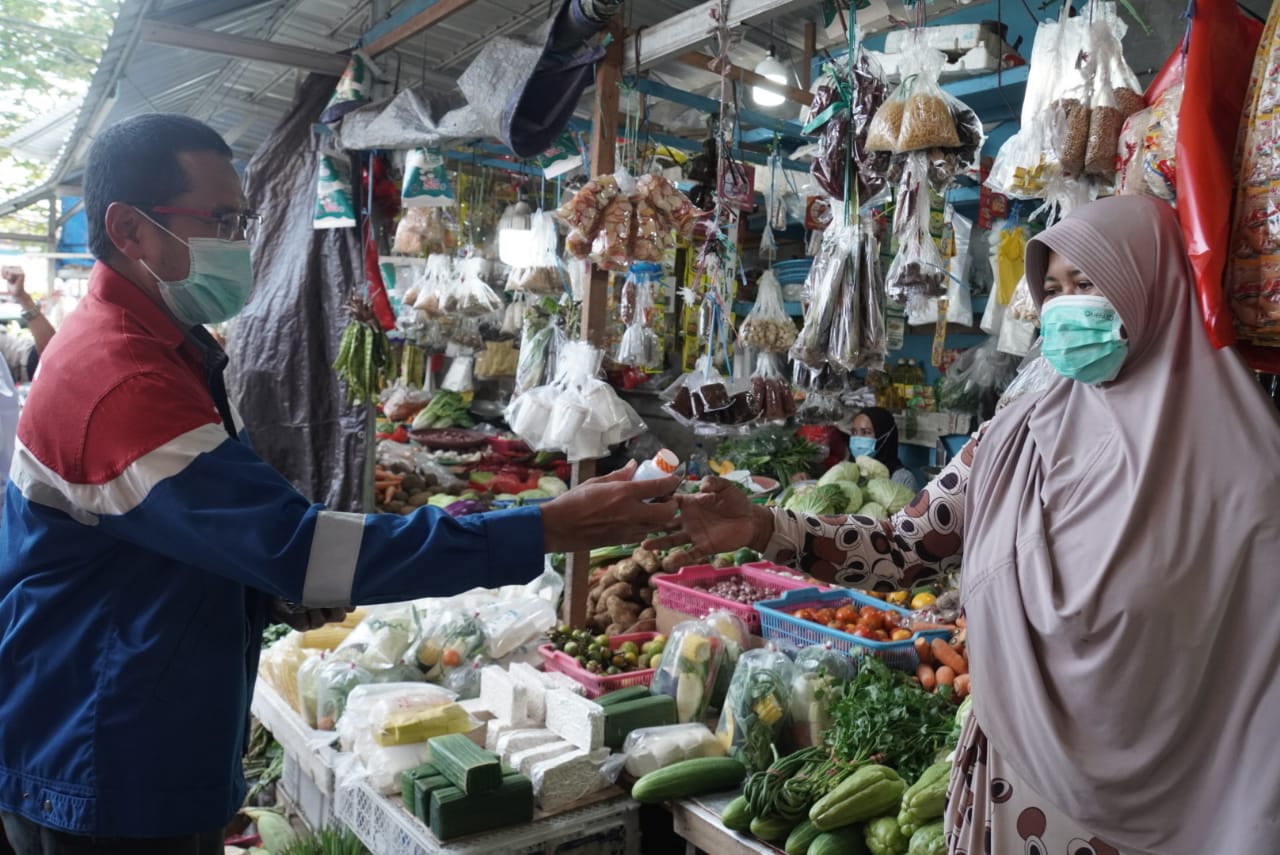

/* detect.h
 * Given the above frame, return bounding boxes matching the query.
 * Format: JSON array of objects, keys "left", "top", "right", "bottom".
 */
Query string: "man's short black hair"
[{"left": 84, "top": 113, "right": 233, "bottom": 261}]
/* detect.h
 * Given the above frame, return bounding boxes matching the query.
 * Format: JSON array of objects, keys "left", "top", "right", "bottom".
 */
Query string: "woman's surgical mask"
[
  {"left": 848, "top": 435, "right": 878, "bottom": 458},
  {"left": 138, "top": 212, "right": 254, "bottom": 327},
  {"left": 1039, "top": 294, "right": 1128, "bottom": 385}
]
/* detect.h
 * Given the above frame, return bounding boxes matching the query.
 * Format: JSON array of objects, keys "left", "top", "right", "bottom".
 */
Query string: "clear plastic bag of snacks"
[
  {"left": 739, "top": 270, "right": 797, "bottom": 354},
  {"left": 617, "top": 263, "right": 662, "bottom": 368}
]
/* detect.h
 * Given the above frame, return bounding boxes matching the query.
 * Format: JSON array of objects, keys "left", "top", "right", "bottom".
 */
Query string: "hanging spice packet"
[
  {"left": 314, "top": 151, "right": 357, "bottom": 229},
  {"left": 402, "top": 148, "right": 455, "bottom": 208}
]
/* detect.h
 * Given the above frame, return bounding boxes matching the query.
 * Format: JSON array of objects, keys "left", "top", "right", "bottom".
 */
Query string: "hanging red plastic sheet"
[
  {"left": 1174, "top": 0, "right": 1273, "bottom": 369},
  {"left": 365, "top": 225, "right": 396, "bottom": 331}
]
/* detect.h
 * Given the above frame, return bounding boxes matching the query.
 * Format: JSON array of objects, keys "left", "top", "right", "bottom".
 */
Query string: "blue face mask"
[
  {"left": 1040, "top": 294, "right": 1129, "bottom": 385},
  {"left": 139, "top": 214, "right": 254, "bottom": 326},
  {"left": 848, "top": 435, "right": 878, "bottom": 458}
]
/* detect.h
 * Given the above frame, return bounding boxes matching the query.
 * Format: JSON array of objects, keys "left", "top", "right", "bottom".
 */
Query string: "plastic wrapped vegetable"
[
  {"left": 790, "top": 645, "right": 855, "bottom": 748},
  {"left": 650, "top": 620, "right": 725, "bottom": 724},
  {"left": 622, "top": 724, "right": 726, "bottom": 777},
  {"left": 414, "top": 608, "right": 487, "bottom": 684},
  {"left": 315, "top": 659, "right": 373, "bottom": 730},
  {"left": 703, "top": 610, "right": 750, "bottom": 712},
  {"left": 336, "top": 604, "right": 417, "bottom": 670},
  {"left": 715, "top": 647, "right": 794, "bottom": 772},
  {"left": 740, "top": 270, "right": 796, "bottom": 353},
  {"left": 296, "top": 650, "right": 329, "bottom": 728}
]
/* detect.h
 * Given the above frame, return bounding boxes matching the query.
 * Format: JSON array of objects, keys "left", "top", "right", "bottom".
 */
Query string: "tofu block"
[
  {"left": 495, "top": 728, "right": 561, "bottom": 766},
  {"left": 544, "top": 689, "right": 604, "bottom": 752},
  {"left": 485, "top": 719, "right": 517, "bottom": 752},
  {"left": 540, "top": 670, "right": 587, "bottom": 695},
  {"left": 508, "top": 663, "right": 550, "bottom": 724},
  {"left": 458, "top": 698, "right": 495, "bottom": 722},
  {"left": 510, "top": 740, "right": 578, "bottom": 777},
  {"left": 480, "top": 666, "right": 531, "bottom": 726},
  {"left": 529, "top": 747, "right": 610, "bottom": 812}
]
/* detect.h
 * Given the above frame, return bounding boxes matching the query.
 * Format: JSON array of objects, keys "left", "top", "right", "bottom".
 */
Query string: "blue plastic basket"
[{"left": 754, "top": 588, "right": 950, "bottom": 671}]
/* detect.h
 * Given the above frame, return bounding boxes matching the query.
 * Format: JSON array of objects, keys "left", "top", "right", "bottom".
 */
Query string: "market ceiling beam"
[
  {"left": 672, "top": 51, "right": 811, "bottom": 106},
  {"left": 621, "top": 0, "right": 817, "bottom": 74},
  {"left": 151, "top": 0, "right": 279, "bottom": 27},
  {"left": 138, "top": 20, "right": 350, "bottom": 75},
  {"left": 360, "top": 0, "right": 484, "bottom": 58},
  {"left": 628, "top": 76, "right": 806, "bottom": 140},
  {"left": 0, "top": 232, "right": 50, "bottom": 245}
]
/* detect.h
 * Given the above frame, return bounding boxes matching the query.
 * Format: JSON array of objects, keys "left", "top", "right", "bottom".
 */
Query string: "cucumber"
[
  {"left": 785, "top": 818, "right": 821, "bottom": 855},
  {"left": 809, "top": 825, "right": 871, "bottom": 855},
  {"left": 630, "top": 757, "right": 747, "bottom": 804},
  {"left": 720, "top": 795, "right": 753, "bottom": 832},
  {"left": 750, "top": 814, "right": 797, "bottom": 842},
  {"left": 596, "top": 686, "right": 652, "bottom": 707}
]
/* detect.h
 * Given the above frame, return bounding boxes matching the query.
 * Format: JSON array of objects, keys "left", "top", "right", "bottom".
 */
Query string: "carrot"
[
  {"left": 383, "top": 484, "right": 397, "bottom": 504},
  {"left": 934, "top": 665, "right": 956, "bottom": 687},
  {"left": 916, "top": 662, "right": 937, "bottom": 691},
  {"left": 914, "top": 636, "right": 933, "bottom": 666},
  {"left": 953, "top": 673, "right": 970, "bottom": 698},
  {"left": 932, "top": 638, "right": 968, "bottom": 675}
]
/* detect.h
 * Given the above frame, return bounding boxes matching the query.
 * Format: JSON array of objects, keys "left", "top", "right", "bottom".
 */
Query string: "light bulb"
[
  {"left": 497, "top": 199, "right": 535, "bottom": 266},
  {"left": 752, "top": 49, "right": 789, "bottom": 107}
]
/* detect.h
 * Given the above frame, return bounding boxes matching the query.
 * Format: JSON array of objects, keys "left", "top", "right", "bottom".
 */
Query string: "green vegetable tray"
[{"left": 754, "top": 589, "right": 949, "bottom": 671}]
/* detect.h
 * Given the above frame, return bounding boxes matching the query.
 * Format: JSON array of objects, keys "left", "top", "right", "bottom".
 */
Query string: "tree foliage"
[{"left": 0, "top": 0, "right": 118, "bottom": 236}]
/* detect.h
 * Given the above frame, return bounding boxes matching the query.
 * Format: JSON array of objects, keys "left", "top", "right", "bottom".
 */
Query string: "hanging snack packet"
[
  {"left": 865, "top": 79, "right": 906, "bottom": 152},
  {"left": 896, "top": 46, "right": 960, "bottom": 152},
  {"left": 617, "top": 264, "right": 662, "bottom": 368},
  {"left": 828, "top": 227, "right": 864, "bottom": 372},
  {"left": 790, "top": 225, "right": 853, "bottom": 369},
  {"left": 506, "top": 211, "right": 563, "bottom": 295},
  {"left": 857, "top": 222, "right": 888, "bottom": 369},
  {"left": 444, "top": 256, "right": 504, "bottom": 318},
  {"left": 402, "top": 148, "right": 455, "bottom": 208},
  {"left": 739, "top": 270, "right": 797, "bottom": 353},
  {"left": 885, "top": 154, "right": 948, "bottom": 303},
  {"left": 320, "top": 51, "right": 378, "bottom": 124},
  {"left": 393, "top": 207, "right": 430, "bottom": 255},
  {"left": 591, "top": 196, "right": 634, "bottom": 272},
  {"left": 314, "top": 151, "right": 357, "bottom": 230}
]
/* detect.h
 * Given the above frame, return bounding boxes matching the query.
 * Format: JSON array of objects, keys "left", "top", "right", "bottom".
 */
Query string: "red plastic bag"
[{"left": 1174, "top": 0, "right": 1276, "bottom": 370}]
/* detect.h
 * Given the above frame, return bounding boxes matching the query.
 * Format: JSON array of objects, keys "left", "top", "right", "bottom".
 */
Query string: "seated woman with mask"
[
  {"left": 847, "top": 406, "right": 920, "bottom": 493},
  {"left": 651, "top": 196, "right": 1280, "bottom": 853}
]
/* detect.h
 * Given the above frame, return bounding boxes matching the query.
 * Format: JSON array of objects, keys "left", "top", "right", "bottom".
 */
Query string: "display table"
[
  {"left": 336, "top": 777, "right": 640, "bottom": 855},
  {"left": 667, "top": 792, "right": 781, "bottom": 855},
  {"left": 250, "top": 679, "right": 340, "bottom": 829}
]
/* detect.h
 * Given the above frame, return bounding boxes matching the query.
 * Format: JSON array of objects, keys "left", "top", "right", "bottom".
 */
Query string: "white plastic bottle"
[{"left": 634, "top": 448, "right": 680, "bottom": 481}]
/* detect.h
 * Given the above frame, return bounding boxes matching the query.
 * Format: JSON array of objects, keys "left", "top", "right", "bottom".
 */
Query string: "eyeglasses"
[{"left": 150, "top": 206, "right": 262, "bottom": 242}]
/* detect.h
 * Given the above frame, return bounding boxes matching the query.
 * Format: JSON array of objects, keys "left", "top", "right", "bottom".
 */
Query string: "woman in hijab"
[
  {"left": 847, "top": 406, "right": 920, "bottom": 492},
  {"left": 653, "top": 196, "right": 1280, "bottom": 852}
]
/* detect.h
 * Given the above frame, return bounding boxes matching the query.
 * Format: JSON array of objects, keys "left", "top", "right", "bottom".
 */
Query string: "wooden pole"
[{"left": 563, "top": 16, "right": 623, "bottom": 627}]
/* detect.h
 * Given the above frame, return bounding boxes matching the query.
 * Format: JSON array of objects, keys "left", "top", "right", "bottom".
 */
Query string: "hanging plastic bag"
[
  {"left": 896, "top": 46, "right": 961, "bottom": 152},
  {"left": 1116, "top": 105, "right": 1156, "bottom": 195},
  {"left": 617, "top": 263, "right": 662, "bottom": 368},
  {"left": 865, "top": 78, "right": 906, "bottom": 152},
  {"left": 828, "top": 228, "right": 863, "bottom": 373},
  {"left": 857, "top": 221, "right": 888, "bottom": 370},
  {"left": 994, "top": 223, "right": 1029, "bottom": 307},
  {"left": 506, "top": 211, "right": 563, "bottom": 295},
  {"left": 749, "top": 356, "right": 795, "bottom": 422},
  {"left": 938, "top": 338, "right": 1022, "bottom": 416},
  {"left": 907, "top": 210, "right": 974, "bottom": 327},
  {"left": 987, "top": 14, "right": 1065, "bottom": 197},
  {"left": 393, "top": 208, "right": 430, "bottom": 255},
  {"left": 1006, "top": 275, "right": 1040, "bottom": 324},
  {"left": 413, "top": 254, "right": 452, "bottom": 318},
  {"left": 514, "top": 320, "right": 562, "bottom": 397},
  {"left": 444, "top": 256, "right": 504, "bottom": 317},
  {"left": 740, "top": 270, "right": 797, "bottom": 354},
  {"left": 885, "top": 153, "right": 948, "bottom": 304},
  {"left": 789, "top": 645, "right": 855, "bottom": 749},
  {"left": 791, "top": 224, "right": 853, "bottom": 368},
  {"left": 650, "top": 621, "right": 725, "bottom": 724},
  {"left": 313, "top": 151, "right": 357, "bottom": 229},
  {"left": 714, "top": 646, "right": 794, "bottom": 772},
  {"left": 402, "top": 148, "right": 455, "bottom": 208}
]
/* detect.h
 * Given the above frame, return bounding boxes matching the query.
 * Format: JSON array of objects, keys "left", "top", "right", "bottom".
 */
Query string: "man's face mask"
[
  {"left": 1039, "top": 294, "right": 1129, "bottom": 385},
  {"left": 137, "top": 211, "right": 254, "bottom": 327}
]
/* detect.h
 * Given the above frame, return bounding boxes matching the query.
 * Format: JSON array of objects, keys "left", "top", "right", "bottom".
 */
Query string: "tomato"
[
  {"left": 860, "top": 611, "right": 886, "bottom": 632},
  {"left": 866, "top": 591, "right": 886, "bottom": 600},
  {"left": 882, "top": 611, "right": 901, "bottom": 628},
  {"left": 794, "top": 608, "right": 816, "bottom": 623},
  {"left": 873, "top": 629, "right": 890, "bottom": 641},
  {"left": 835, "top": 605, "right": 858, "bottom": 623},
  {"left": 853, "top": 627, "right": 876, "bottom": 640},
  {"left": 815, "top": 608, "right": 837, "bottom": 625},
  {"left": 442, "top": 648, "right": 462, "bottom": 668},
  {"left": 828, "top": 621, "right": 846, "bottom": 631},
  {"left": 891, "top": 628, "right": 913, "bottom": 641}
]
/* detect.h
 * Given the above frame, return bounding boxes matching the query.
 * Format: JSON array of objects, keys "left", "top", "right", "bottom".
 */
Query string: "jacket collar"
[{"left": 91, "top": 262, "right": 187, "bottom": 349}]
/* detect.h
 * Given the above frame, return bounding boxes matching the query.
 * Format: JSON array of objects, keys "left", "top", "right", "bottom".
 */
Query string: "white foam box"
[
  {"left": 507, "top": 663, "right": 551, "bottom": 724},
  {"left": 479, "top": 665, "right": 531, "bottom": 727},
  {"left": 510, "top": 740, "right": 579, "bottom": 777},
  {"left": 885, "top": 22, "right": 1002, "bottom": 57},
  {"left": 544, "top": 689, "right": 604, "bottom": 752},
  {"left": 496, "top": 728, "right": 562, "bottom": 766}
]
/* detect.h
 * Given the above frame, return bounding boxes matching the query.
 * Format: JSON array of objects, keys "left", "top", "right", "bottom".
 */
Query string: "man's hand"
[
  {"left": 642, "top": 476, "right": 775, "bottom": 559},
  {"left": 541, "top": 460, "right": 681, "bottom": 554},
  {"left": 269, "top": 598, "right": 353, "bottom": 631},
  {"left": 1, "top": 267, "right": 30, "bottom": 307}
]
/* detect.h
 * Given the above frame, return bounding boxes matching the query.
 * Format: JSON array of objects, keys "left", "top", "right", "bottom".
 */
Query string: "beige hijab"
[{"left": 962, "top": 196, "right": 1280, "bottom": 854}]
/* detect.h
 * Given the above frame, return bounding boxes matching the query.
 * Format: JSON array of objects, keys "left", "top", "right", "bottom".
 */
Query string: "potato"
[
  {"left": 600, "top": 582, "right": 635, "bottom": 603},
  {"left": 606, "top": 596, "right": 640, "bottom": 625},
  {"left": 631, "top": 548, "right": 660, "bottom": 574},
  {"left": 614, "top": 559, "right": 645, "bottom": 585},
  {"left": 590, "top": 567, "right": 618, "bottom": 590},
  {"left": 627, "top": 618, "right": 657, "bottom": 634},
  {"left": 638, "top": 607, "right": 656, "bottom": 622},
  {"left": 637, "top": 586, "right": 653, "bottom": 605},
  {"left": 394, "top": 490, "right": 409, "bottom": 502},
  {"left": 401, "top": 474, "right": 425, "bottom": 492},
  {"left": 386, "top": 500, "right": 406, "bottom": 513},
  {"left": 408, "top": 492, "right": 432, "bottom": 507},
  {"left": 605, "top": 623, "right": 625, "bottom": 636},
  {"left": 661, "top": 548, "right": 699, "bottom": 573}
]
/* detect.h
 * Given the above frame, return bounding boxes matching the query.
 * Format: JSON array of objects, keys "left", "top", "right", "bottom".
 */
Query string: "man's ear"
[{"left": 104, "top": 203, "right": 147, "bottom": 260}]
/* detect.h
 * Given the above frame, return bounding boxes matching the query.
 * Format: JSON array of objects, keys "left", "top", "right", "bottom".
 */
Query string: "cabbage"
[
  {"left": 854, "top": 455, "right": 890, "bottom": 481},
  {"left": 784, "top": 483, "right": 846, "bottom": 515},
  {"left": 865, "top": 478, "right": 915, "bottom": 514},
  {"left": 538, "top": 476, "right": 568, "bottom": 497},
  {"left": 831, "top": 481, "right": 863, "bottom": 513},
  {"left": 817, "top": 462, "right": 862, "bottom": 487},
  {"left": 856, "top": 501, "right": 888, "bottom": 519}
]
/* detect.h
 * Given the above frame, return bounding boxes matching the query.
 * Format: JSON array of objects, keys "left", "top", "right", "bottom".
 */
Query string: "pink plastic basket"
[
  {"left": 538, "top": 632, "right": 657, "bottom": 698},
  {"left": 754, "top": 588, "right": 950, "bottom": 671},
  {"left": 652, "top": 561, "right": 820, "bottom": 633}
]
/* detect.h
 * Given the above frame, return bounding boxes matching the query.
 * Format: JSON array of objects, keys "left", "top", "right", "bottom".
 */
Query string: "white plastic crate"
[
  {"left": 250, "top": 679, "right": 340, "bottom": 830},
  {"left": 335, "top": 778, "right": 639, "bottom": 855}
]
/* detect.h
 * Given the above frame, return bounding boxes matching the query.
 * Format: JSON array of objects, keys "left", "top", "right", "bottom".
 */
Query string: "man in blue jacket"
[{"left": 0, "top": 113, "right": 677, "bottom": 853}]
